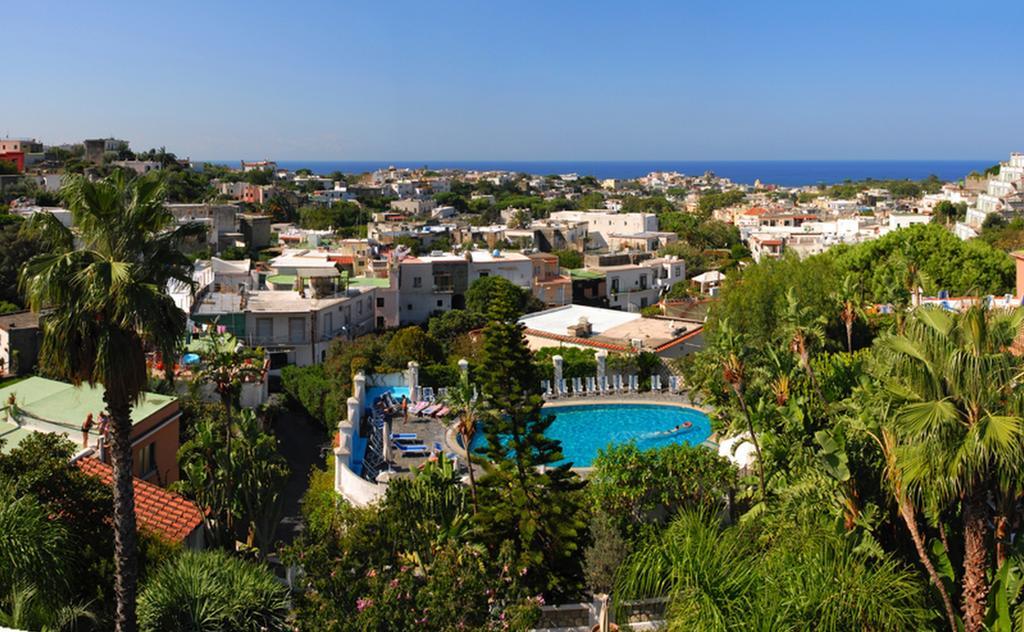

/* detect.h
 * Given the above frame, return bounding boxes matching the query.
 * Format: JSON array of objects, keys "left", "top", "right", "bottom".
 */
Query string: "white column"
[
  {"left": 346, "top": 396, "right": 360, "bottom": 435},
  {"left": 407, "top": 361, "right": 420, "bottom": 402},
  {"left": 353, "top": 371, "right": 366, "bottom": 409},
  {"left": 458, "top": 358, "right": 469, "bottom": 379},
  {"left": 596, "top": 349, "right": 608, "bottom": 392},
  {"left": 553, "top": 354, "right": 564, "bottom": 396}
]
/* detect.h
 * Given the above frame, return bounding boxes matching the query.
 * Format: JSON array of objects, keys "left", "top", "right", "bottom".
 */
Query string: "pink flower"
[
  {"left": 356, "top": 597, "right": 373, "bottom": 612},
  {"left": 389, "top": 579, "right": 399, "bottom": 588},
  {"left": 366, "top": 568, "right": 377, "bottom": 578}
]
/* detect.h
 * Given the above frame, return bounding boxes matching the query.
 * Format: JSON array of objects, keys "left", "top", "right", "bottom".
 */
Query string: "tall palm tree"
[
  {"left": 712, "top": 319, "right": 766, "bottom": 500},
  {"left": 834, "top": 272, "right": 867, "bottom": 354},
  {"left": 855, "top": 398, "right": 959, "bottom": 631},
  {"left": 20, "top": 171, "right": 204, "bottom": 632},
  {"left": 781, "top": 288, "right": 829, "bottom": 407},
  {"left": 879, "top": 305, "right": 1024, "bottom": 632},
  {"left": 442, "top": 370, "right": 481, "bottom": 512}
]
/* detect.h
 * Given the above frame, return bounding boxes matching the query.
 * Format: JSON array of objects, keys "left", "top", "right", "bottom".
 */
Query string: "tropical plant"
[
  {"left": 834, "top": 272, "right": 868, "bottom": 354},
  {"left": 877, "top": 305, "right": 1024, "bottom": 631},
  {"left": 20, "top": 171, "right": 204, "bottom": 632},
  {"left": 137, "top": 550, "right": 290, "bottom": 632},
  {"left": 0, "top": 583, "right": 95, "bottom": 632},
  {"left": 440, "top": 370, "right": 481, "bottom": 511},
  {"left": 710, "top": 319, "right": 766, "bottom": 499},
  {"left": 615, "top": 509, "right": 933, "bottom": 630},
  {"left": 781, "top": 287, "right": 829, "bottom": 407}
]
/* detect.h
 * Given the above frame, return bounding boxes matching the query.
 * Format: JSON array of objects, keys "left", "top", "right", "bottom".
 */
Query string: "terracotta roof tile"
[{"left": 76, "top": 457, "right": 203, "bottom": 543}]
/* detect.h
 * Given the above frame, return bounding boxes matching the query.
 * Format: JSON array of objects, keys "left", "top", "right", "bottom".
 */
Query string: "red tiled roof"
[
  {"left": 76, "top": 457, "right": 203, "bottom": 543},
  {"left": 743, "top": 207, "right": 768, "bottom": 216},
  {"left": 523, "top": 328, "right": 630, "bottom": 352}
]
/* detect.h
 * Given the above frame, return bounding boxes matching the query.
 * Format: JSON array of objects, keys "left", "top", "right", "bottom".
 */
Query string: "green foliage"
[
  {"left": 280, "top": 364, "right": 341, "bottom": 427},
  {"left": 583, "top": 513, "right": 631, "bottom": 595},
  {"left": 473, "top": 298, "right": 587, "bottom": 598},
  {"left": 707, "top": 253, "right": 840, "bottom": 348},
  {"left": 0, "top": 218, "right": 44, "bottom": 308},
  {"left": 589, "top": 442, "right": 736, "bottom": 537},
  {"left": 532, "top": 346, "right": 596, "bottom": 381},
  {"left": 175, "top": 409, "right": 289, "bottom": 553},
  {"left": 615, "top": 510, "right": 933, "bottom": 630},
  {"left": 426, "top": 309, "right": 486, "bottom": 349},
  {"left": 465, "top": 275, "right": 533, "bottom": 318},
  {"left": 297, "top": 201, "right": 364, "bottom": 230},
  {"left": 830, "top": 222, "right": 1013, "bottom": 299},
  {"left": 697, "top": 189, "right": 746, "bottom": 215},
  {"left": 138, "top": 550, "right": 290, "bottom": 632},
  {"left": 432, "top": 191, "right": 468, "bottom": 212},
  {"left": 553, "top": 248, "right": 583, "bottom": 269},
  {"left": 380, "top": 326, "right": 443, "bottom": 371},
  {"left": 0, "top": 301, "right": 18, "bottom": 315},
  {"left": 620, "top": 196, "right": 674, "bottom": 214},
  {"left": 285, "top": 458, "right": 538, "bottom": 630}
]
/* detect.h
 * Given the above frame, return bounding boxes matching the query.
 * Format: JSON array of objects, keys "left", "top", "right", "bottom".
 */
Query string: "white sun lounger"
[
  {"left": 668, "top": 375, "right": 679, "bottom": 393},
  {"left": 542, "top": 380, "right": 552, "bottom": 399},
  {"left": 559, "top": 378, "right": 568, "bottom": 398},
  {"left": 421, "top": 386, "right": 435, "bottom": 402},
  {"left": 574, "top": 377, "right": 584, "bottom": 396},
  {"left": 651, "top": 374, "right": 662, "bottom": 391}
]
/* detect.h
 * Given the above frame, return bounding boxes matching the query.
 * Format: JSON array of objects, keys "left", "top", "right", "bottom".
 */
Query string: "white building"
[{"left": 548, "top": 210, "right": 659, "bottom": 250}]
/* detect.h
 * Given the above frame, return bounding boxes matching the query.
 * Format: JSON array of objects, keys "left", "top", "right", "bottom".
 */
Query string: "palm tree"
[
  {"left": 781, "top": 288, "right": 828, "bottom": 407},
  {"left": 834, "top": 272, "right": 867, "bottom": 354},
  {"left": 854, "top": 398, "right": 959, "bottom": 631},
  {"left": 442, "top": 370, "right": 481, "bottom": 512},
  {"left": 879, "top": 305, "right": 1024, "bottom": 632},
  {"left": 712, "top": 319, "right": 765, "bottom": 500},
  {"left": 20, "top": 171, "right": 203, "bottom": 632}
]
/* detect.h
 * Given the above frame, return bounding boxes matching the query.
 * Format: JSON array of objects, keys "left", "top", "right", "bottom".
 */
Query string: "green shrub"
[{"left": 138, "top": 550, "right": 290, "bottom": 632}]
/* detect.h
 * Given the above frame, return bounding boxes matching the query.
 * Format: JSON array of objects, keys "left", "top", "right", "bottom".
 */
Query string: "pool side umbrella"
[{"left": 382, "top": 418, "right": 392, "bottom": 468}]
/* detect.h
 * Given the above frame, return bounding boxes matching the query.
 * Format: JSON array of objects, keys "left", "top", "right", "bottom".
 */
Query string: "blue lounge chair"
[
  {"left": 393, "top": 442, "right": 429, "bottom": 455},
  {"left": 390, "top": 432, "right": 418, "bottom": 441}
]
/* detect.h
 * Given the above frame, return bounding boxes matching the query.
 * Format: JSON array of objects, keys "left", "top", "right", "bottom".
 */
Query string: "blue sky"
[{"left": 3, "top": 1, "right": 1022, "bottom": 160}]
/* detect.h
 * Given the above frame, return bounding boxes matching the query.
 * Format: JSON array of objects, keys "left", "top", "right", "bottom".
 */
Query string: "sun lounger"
[
  {"left": 668, "top": 375, "right": 679, "bottom": 393},
  {"left": 630, "top": 375, "right": 639, "bottom": 393},
  {"left": 392, "top": 442, "right": 430, "bottom": 455},
  {"left": 652, "top": 374, "right": 662, "bottom": 391},
  {"left": 422, "top": 403, "right": 442, "bottom": 416},
  {"left": 571, "top": 377, "right": 581, "bottom": 396},
  {"left": 432, "top": 406, "right": 450, "bottom": 417},
  {"left": 409, "top": 400, "right": 430, "bottom": 415},
  {"left": 390, "top": 432, "right": 418, "bottom": 441},
  {"left": 542, "top": 380, "right": 552, "bottom": 398},
  {"left": 559, "top": 378, "right": 568, "bottom": 398},
  {"left": 612, "top": 374, "right": 622, "bottom": 394},
  {"left": 421, "top": 386, "right": 435, "bottom": 402}
]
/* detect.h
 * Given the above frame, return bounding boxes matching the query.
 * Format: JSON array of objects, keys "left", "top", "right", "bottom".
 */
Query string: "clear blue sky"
[{"left": 3, "top": 0, "right": 1022, "bottom": 161}]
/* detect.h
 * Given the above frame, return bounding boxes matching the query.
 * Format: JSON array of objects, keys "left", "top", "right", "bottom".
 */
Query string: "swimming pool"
[{"left": 469, "top": 403, "right": 712, "bottom": 468}]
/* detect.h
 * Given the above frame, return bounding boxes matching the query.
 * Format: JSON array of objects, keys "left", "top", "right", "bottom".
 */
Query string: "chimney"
[{"left": 567, "top": 316, "right": 592, "bottom": 338}]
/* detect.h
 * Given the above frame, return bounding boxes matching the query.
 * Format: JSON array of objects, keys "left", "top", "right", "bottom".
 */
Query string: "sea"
[{"left": 202, "top": 159, "right": 996, "bottom": 187}]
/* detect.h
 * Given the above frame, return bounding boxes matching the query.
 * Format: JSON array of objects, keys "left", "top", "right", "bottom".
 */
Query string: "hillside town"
[{"left": 6, "top": 135, "right": 1024, "bottom": 631}]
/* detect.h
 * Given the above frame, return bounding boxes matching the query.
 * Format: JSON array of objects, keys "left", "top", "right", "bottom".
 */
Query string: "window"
[
  {"left": 639, "top": 275, "right": 648, "bottom": 290},
  {"left": 323, "top": 312, "right": 333, "bottom": 338},
  {"left": 136, "top": 443, "right": 156, "bottom": 477},
  {"left": 413, "top": 276, "right": 422, "bottom": 288},
  {"left": 256, "top": 318, "right": 273, "bottom": 341},
  {"left": 288, "top": 317, "right": 305, "bottom": 343},
  {"left": 376, "top": 297, "right": 385, "bottom": 308},
  {"left": 437, "top": 299, "right": 443, "bottom": 307},
  {"left": 407, "top": 304, "right": 413, "bottom": 311},
  {"left": 610, "top": 278, "right": 619, "bottom": 293}
]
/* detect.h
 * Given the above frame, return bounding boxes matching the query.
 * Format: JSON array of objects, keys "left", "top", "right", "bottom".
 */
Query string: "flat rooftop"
[
  {"left": 519, "top": 304, "right": 641, "bottom": 337},
  {"left": 0, "top": 377, "right": 178, "bottom": 452},
  {"left": 519, "top": 304, "right": 702, "bottom": 353}
]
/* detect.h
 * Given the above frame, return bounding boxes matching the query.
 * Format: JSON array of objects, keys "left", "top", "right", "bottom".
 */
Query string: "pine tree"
[{"left": 473, "top": 293, "right": 587, "bottom": 599}]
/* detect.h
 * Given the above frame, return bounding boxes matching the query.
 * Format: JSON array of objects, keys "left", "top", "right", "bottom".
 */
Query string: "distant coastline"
[{"left": 200, "top": 159, "right": 994, "bottom": 187}]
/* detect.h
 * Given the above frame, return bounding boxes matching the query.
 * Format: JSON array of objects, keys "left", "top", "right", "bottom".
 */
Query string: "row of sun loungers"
[{"left": 541, "top": 374, "right": 686, "bottom": 398}]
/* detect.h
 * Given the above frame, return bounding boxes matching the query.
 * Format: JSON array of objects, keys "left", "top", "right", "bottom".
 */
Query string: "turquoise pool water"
[{"left": 469, "top": 403, "right": 712, "bottom": 467}]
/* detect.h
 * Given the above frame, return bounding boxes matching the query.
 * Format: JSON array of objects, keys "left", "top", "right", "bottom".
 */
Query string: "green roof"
[
  {"left": 348, "top": 276, "right": 391, "bottom": 288},
  {"left": 267, "top": 274, "right": 296, "bottom": 285},
  {"left": 569, "top": 268, "right": 605, "bottom": 280},
  {"left": 186, "top": 333, "right": 241, "bottom": 354},
  {"left": 0, "top": 377, "right": 177, "bottom": 440},
  {"left": 0, "top": 420, "right": 34, "bottom": 452}
]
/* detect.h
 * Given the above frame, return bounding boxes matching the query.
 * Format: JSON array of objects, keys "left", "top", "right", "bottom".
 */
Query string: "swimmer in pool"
[{"left": 661, "top": 420, "right": 693, "bottom": 435}]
